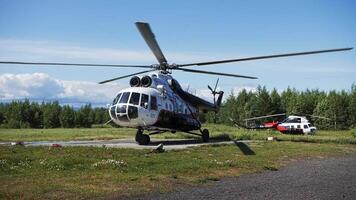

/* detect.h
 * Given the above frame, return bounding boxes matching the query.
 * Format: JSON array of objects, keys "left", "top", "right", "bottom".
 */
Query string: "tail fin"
[{"left": 215, "top": 91, "right": 224, "bottom": 110}]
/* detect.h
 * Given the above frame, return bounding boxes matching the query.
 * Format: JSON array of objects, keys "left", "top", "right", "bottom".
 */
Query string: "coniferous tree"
[
  {"left": 60, "top": 105, "right": 76, "bottom": 128},
  {"left": 270, "top": 88, "right": 283, "bottom": 114},
  {"left": 5, "top": 101, "right": 22, "bottom": 128},
  {"left": 314, "top": 91, "right": 350, "bottom": 130},
  {"left": 255, "top": 85, "right": 273, "bottom": 116},
  {"left": 76, "top": 104, "right": 93, "bottom": 128},
  {"left": 349, "top": 84, "right": 356, "bottom": 128},
  {"left": 0, "top": 103, "right": 5, "bottom": 125},
  {"left": 43, "top": 101, "right": 61, "bottom": 128},
  {"left": 281, "top": 87, "right": 298, "bottom": 115}
]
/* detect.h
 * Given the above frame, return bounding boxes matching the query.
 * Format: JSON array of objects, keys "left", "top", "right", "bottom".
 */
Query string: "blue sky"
[{"left": 0, "top": 0, "right": 355, "bottom": 105}]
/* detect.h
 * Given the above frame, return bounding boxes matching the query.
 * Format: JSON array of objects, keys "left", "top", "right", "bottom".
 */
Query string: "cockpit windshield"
[
  {"left": 113, "top": 91, "right": 151, "bottom": 109},
  {"left": 282, "top": 117, "right": 301, "bottom": 123},
  {"left": 129, "top": 92, "right": 140, "bottom": 105},
  {"left": 113, "top": 93, "right": 122, "bottom": 105},
  {"left": 119, "top": 92, "right": 130, "bottom": 104}
]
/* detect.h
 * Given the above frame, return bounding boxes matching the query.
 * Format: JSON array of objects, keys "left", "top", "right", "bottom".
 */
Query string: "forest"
[
  {"left": 0, "top": 100, "right": 110, "bottom": 128},
  {"left": 0, "top": 85, "right": 355, "bottom": 130},
  {"left": 202, "top": 84, "right": 356, "bottom": 130}
]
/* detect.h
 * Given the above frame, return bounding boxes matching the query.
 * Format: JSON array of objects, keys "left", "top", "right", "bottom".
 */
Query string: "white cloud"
[
  {"left": 0, "top": 39, "right": 153, "bottom": 63},
  {"left": 231, "top": 85, "right": 257, "bottom": 95},
  {"left": 0, "top": 39, "right": 213, "bottom": 64},
  {"left": 0, "top": 73, "right": 123, "bottom": 106},
  {"left": 0, "top": 72, "right": 258, "bottom": 106}
]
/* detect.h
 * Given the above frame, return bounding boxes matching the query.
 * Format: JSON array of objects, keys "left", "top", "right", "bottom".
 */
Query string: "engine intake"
[
  {"left": 141, "top": 76, "right": 152, "bottom": 87},
  {"left": 129, "top": 76, "right": 141, "bottom": 87}
]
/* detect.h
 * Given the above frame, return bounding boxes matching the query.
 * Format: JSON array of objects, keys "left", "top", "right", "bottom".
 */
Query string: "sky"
[{"left": 0, "top": 0, "right": 355, "bottom": 106}]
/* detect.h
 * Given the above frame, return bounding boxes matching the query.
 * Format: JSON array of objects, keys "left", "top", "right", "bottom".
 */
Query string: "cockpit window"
[
  {"left": 140, "top": 94, "right": 149, "bottom": 108},
  {"left": 119, "top": 92, "right": 130, "bottom": 103},
  {"left": 113, "top": 93, "right": 122, "bottom": 104},
  {"left": 151, "top": 95, "right": 157, "bottom": 110},
  {"left": 129, "top": 92, "right": 140, "bottom": 105},
  {"left": 282, "top": 117, "right": 301, "bottom": 123}
]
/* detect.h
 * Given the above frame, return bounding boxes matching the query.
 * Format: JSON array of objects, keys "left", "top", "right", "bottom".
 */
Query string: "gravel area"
[{"left": 135, "top": 154, "right": 356, "bottom": 200}]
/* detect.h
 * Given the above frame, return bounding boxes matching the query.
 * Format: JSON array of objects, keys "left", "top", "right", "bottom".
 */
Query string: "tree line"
[
  {"left": 202, "top": 84, "right": 356, "bottom": 130},
  {"left": 0, "top": 85, "right": 355, "bottom": 130},
  {"left": 0, "top": 100, "right": 110, "bottom": 128}
]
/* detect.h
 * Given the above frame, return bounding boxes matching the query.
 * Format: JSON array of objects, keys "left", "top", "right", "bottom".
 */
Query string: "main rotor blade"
[
  {"left": 135, "top": 22, "right": 168, "bottom": 65},
  {"left": 214, "top": 78, "right": 219, "bottom": 91},
  {"left": 0, "top": 61, "right": 152, "bottom": 68},
  {"left": 99, "top": 69, "right": 156, "bottom": 84},
  {"left": 175, "top": 68, "right": 257, "bottom": 79},
  {"left": 307, "top": 114, "right": 331, "bottom": 120},
  {"left": 244, "top": 113, "right": 287, "bottom": 121},
  {"left": 178, "top": 47, "right": 353, "bottom": 67}
]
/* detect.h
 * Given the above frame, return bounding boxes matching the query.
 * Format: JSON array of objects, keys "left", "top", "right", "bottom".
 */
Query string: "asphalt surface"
[
  {"left": 136, "top": 154, "right": 356, "bottom": 200},
  {"left": 1, "top": 139, "right": 240, "bottom": 150}
]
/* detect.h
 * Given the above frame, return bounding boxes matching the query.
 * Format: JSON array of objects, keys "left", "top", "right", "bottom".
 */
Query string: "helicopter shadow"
[
  {"left": 148, "top": 133, "right": 233, "bottom": 146},
  {"left": 233, "top": 140, "right": 256, "bottom": 155},
  {"left": 148, "top": 139, "right": 202, "bottom": 146},
  {"left": 148, "top": 137, "right": 232, "bottom": 146}
]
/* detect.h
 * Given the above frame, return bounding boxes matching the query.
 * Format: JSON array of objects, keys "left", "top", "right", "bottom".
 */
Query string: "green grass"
[
  {"left": 206, "top": 124, "right": 356, "bottom": 145},
  {"left": 0, "top": 127, "right": 136, "bottom": 142},
  {"left": 1, "top": 124, "right": 356, "bottom": 145},
  {"left": 1, "top": 142, "right": 355, "bottom": 199}
]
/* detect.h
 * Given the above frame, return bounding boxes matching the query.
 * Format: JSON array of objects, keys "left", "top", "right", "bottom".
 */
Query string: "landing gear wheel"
[
  {"left": 201, "top": 129, "right": 209, "bottom": 143},
  {"left": 135, "top": 129, "right": 150, "bottom": 145}
]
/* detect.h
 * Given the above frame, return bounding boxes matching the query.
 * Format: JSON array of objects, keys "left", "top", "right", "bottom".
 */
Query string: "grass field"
[
  {"left": 1, "top": 124, "right": 355, "bottom": 199},
  {"left": 1, "top": 142, "right": 355, "bottom": 199},
  {"left": 1, "top": 123, "right": 355, "bottom": 145}
]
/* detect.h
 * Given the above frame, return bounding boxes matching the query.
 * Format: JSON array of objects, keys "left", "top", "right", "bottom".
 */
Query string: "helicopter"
[
  {"left": 0, "top": 22, "right": 352, "bottom": 144},
  {"left": 232, "top": 113, "right": 331, "bottom": 134}
]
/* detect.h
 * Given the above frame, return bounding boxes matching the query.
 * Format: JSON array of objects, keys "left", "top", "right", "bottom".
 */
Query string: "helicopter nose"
[{"left": 109, "top": 104, "right": 138, "bottom": 122}]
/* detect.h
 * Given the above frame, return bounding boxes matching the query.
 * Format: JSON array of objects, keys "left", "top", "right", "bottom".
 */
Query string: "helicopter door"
[
  {"left": 149, "top": 95, "right": 159, "bottom": 121},
  {"left": 139, "top": 94, "right": 150, "bottom": 125}
]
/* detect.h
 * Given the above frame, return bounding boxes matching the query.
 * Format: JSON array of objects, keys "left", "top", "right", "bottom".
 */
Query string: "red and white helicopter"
[
  {"left": 0, "top": 22, "right": 352, "bottom": 144},
  {"left": 234, "top": 113, "right": 330, "bottom": 134}
]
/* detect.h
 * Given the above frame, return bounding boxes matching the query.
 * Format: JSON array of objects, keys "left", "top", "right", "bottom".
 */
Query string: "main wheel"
[
  {"left": 135, "top": 129, "right": 150, "bottom": 145},
  {"left": 201, "top": 129, "right": 209, "bottom": 142}
]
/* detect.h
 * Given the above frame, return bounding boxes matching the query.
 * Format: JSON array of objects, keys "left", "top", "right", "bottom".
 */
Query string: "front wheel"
[
  {"left": 135, "top": 129, "right": 150, "bottom": 145},
  {"left": 201, "top": 129, "right": 209, "bottom": 142}
]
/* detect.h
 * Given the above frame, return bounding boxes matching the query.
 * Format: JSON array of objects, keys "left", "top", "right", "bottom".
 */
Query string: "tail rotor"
[{"left": 208, "top": 78, "right": 223, "bottom": 123}]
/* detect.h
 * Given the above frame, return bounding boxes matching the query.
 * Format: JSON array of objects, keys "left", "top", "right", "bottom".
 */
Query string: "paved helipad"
[{"left": 0, "top": 139, "right": 248, "bottom": 150}]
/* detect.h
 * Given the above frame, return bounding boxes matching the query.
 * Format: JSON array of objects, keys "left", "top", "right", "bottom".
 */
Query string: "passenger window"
[
  {"left": 129, "top": 92, "right": 140, "bottom": 105},
  {"left": 113, "top": 93, "right": 122, "bottom": 104},
  {"left": 150, "top": 96, "right": 157, "bottom": 110},
  {"left": 119, "top": 92, "right": 130, "bottom": 103},
  {"left": 140, "top": 94, "right": 149, "bottom": 108}
]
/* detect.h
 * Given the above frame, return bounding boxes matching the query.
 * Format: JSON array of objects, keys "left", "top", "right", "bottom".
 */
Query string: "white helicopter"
[
  {"left": 0, "top": 22, "right": 352, "bottom": 144},
  {"left": 235, "top": 113, "right": 331, "bottom": 134}
]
